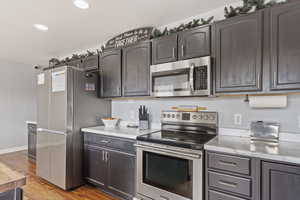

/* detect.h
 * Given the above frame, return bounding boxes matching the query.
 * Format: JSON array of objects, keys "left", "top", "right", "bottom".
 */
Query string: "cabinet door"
[
  {"left": 270, "top": 2, "right": 300, "bottom": 91},
  {"left": 107, "top": 150, "right": 136, "bottom": 199},
  {"left": 122, "top": 42, "right": 151, "bottom": 96},
  {"left": 214, "top": 11, "right": 263, "bottom": 93},
  {"left": 67, "top": 59, "right": 82, "bottom": 68},
  {"left": 83, "top": 145, "right": 107, "bottom": 188},
  {"left": 82, "top": 55, "right": 99, "bottom": 71},
  {"left": 28, "top": 132, "right": 36, "bottom": 160},
  {"left": 262, "top": 161, "right": 300, "bottom": 200},
  {"left": 152, "top": 34, "right": 178, "bottom": 64},
  {"left": 178, "top": 26, "right": 210, "bottom": 60},
  {"left": 100, "top": 49, "right": 122, "bottom": 98}
]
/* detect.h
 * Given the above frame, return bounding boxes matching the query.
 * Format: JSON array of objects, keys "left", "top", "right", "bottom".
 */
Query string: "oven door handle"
[
  {"left": 135, "top": 144, "right": 201, "bottom": 159},
  {"left": 189, "top": 63, "right": 195, "bottom": 92}
]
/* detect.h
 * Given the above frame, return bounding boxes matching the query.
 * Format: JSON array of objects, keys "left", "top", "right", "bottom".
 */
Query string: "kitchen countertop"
[
  {"left": 205, "top": 135, "right": 300, "bottom": 165},
  {"left": 0, "top": 162, "right": 26, "bottom": 193},
  {"left": 81, "top": 126, "right": 159, "bottom": 140}
]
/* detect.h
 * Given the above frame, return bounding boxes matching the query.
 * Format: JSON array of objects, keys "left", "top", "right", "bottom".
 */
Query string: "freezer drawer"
[{"left": 37, "top": 129, "right": 67, "bottom": 190}]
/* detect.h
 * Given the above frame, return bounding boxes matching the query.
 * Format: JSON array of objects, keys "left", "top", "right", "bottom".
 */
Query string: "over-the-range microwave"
[{"left": 150, "top": 56, "right": 212, "bottom": 97}]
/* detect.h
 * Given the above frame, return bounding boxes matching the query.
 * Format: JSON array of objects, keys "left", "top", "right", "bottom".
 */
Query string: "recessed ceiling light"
[
  {"left": 33, "top": 24, "right": 49, "bottom": 32},
  {"left": 73, "top": 0, "right": 89, "bottom": 9}
]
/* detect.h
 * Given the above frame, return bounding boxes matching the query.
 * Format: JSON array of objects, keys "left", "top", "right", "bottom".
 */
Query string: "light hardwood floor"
[{"left": 0, "top": 151, "right": 117, "bottom": 200}]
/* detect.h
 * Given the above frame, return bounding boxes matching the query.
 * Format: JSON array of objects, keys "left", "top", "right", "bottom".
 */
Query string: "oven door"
[{"left": 136, "top": 144, "right": 203, "bottom": 200}]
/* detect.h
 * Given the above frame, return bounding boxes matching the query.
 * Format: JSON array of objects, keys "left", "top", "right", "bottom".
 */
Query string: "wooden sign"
[{"left": 105, "top": 27, "right": 153, "bottom": 49}]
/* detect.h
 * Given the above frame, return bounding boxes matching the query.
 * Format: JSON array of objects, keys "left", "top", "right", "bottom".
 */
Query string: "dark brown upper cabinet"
[
  {"left": 82, "top": 55, "right": 99, "bottom": 71},
  {"left": 99, "top": 49, "right": 122, "bottom": 98},
  {"left": 214, "top": 11, "right": 264, "bottom": 93},
  {"left": 152, "top": 34, "right": 178, "bottom": 65},
  {"left": 178, "top": 25, "right": 211, "bottom": 60},
  {"left": 67, "top": 59, "right": 82, "bottom": 68},
  {"left": 122, "top": 42, "right": 151, "bottom": 97},
  {"left": 270, "top": 2, "right": 300, "bottom": 91}
]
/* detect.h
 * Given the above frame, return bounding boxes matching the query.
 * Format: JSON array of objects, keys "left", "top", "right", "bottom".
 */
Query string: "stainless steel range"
[{"left": 135, "top": 111, "right": 218, "bottom": 200}]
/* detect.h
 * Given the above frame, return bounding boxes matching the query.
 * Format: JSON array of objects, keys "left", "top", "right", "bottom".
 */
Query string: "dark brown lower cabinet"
[
  {"left": 84, "top": 145, "right": 107, "bottom": 187},
  {"left": 206, "top": 152, "right": 255, "bottom": 200},
  {"left": 27, "top": 123, "right": 37, "bottom": 161},
  {"left": 107, "top": 150, "right": 135, "bottom": 199},
  {"left": 0, "top": 188, "right": 23, "bottom": 200},
  {"left": 261, "top": 161, "right": 300, "bottom": 200},
  {"left": 83, "top": 133, "right": 136, "bottom": 200},
  {"left": 206, "top": 151, "right": 300, "bottom": 200}
]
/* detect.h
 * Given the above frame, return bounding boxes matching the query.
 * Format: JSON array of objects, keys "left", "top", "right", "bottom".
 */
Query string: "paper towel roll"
[{"left": 249, "top": 95, "right": 287, "bottom": 108}]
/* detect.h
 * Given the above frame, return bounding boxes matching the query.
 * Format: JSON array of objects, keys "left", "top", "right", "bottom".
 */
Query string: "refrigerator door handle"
[{"left": 37, "top": 128, "right": 67, "bottom": 136}]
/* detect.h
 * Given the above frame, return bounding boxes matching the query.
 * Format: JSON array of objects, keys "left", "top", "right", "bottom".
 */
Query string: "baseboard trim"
[{"left": 0, "top": 145, "right": 28, "bottom": 155}]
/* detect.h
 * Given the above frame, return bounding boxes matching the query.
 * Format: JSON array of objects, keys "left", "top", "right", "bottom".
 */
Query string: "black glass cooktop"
[{"left": 137, "top": 130, "right": 216, "bottom": 150}]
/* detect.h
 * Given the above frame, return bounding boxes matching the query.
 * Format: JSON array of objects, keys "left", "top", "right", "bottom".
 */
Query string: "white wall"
[
  {"left": 0, "top": 61, "right": 36, "bottom": 151},
  {"left": 112, "top": 95, "right": 300, "bottom": 134}
]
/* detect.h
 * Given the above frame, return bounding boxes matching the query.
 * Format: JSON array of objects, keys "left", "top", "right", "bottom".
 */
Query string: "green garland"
[
  {"left": 225, "top": 0, "right": 286, "bottom": 19},
  {"left": 49, "top": 50, "right": 98, "bottom": 66},
  {"left": 151, "top": 16, "right": 214, "bottom": 39}
]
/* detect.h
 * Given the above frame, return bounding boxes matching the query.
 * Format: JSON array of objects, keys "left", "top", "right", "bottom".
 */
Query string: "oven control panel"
[{"left": 161, "top": 111, "right": 218, "bottom": 125}]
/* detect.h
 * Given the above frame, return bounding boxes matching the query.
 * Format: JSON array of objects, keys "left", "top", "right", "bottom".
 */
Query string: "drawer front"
[
  {"left": 208, "top": 152, "right": 250, "bottom": 175},
  {"left": 84, "top": 133, "right": 112, "bottom": 147},
  {"left": 107, "top": 138, "right": 135, "bottom": 154},
  {"left": 208, "top": 190, "right": 246, "bottom": 200},
  {"left": 84, "top": 133, "right": 135, "bottom": 154},
  {"left": 28, "top": 124, "right": 37, "bottom": 133},
  {"left": 208, "top": 171, "right": 251, "bottom": 197}
]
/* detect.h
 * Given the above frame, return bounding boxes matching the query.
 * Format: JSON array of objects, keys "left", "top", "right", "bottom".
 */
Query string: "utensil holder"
[{"left": 139, "top": 120, "right": 149, "bottom": 130}]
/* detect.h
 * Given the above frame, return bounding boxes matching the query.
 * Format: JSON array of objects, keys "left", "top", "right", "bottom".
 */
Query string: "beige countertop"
[
  {"left": 0, "top": 162, "right": 26, "bottom": 193},
  {"left": 205, "top": 135, "right": 300, "bottom": 165}
]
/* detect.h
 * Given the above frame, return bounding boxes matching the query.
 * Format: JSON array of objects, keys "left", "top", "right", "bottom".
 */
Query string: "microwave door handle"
[{"left": 190, "top": 64, "right": 195, "bottom": 91}]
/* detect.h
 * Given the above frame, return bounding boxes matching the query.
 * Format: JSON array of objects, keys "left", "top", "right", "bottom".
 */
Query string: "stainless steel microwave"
[{"left": 150, "top": 57, "right": 211, "bottom": 97}]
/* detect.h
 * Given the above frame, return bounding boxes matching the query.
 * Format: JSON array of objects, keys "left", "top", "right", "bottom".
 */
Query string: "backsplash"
[{"left": 112, "top": 94, "right": 300, "bottom": 134}]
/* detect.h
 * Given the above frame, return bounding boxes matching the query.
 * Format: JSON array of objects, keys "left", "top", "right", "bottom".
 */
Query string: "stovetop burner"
[
  {"left": 137, "top": 111, "right": 218, "bottom": 150},
  {"left": 137, "top": 130, "right": 216, "bottom": 150}
]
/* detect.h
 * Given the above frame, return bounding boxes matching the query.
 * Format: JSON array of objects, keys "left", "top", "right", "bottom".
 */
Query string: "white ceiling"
[{"left": 0, "top": 0, "right": 236, "bottom": 66}]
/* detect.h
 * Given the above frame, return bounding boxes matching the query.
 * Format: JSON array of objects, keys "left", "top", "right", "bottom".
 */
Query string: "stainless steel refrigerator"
[{"left": 36, "top": 66, "right": 111, "bottom": 190}]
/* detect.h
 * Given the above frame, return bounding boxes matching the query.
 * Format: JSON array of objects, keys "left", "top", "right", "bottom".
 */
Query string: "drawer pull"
[
  {"left": 100, "top": 140, "right": 110, "bottom": 144},
  {"left": 160, "top": 195, "right": 170, "bottom": 200},
  {"left": 218, "top": 160, "right": 237, "bottom": 167},
  {"left": 218, "top": 180, "right": 238, "bottom": 188}
]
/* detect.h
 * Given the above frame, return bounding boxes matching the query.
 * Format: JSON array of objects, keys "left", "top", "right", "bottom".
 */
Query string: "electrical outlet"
[{"left": 234, "top": 114, "right": 242, "bottom": 125}]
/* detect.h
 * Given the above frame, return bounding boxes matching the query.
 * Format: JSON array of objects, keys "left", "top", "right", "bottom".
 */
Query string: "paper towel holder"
[{"left": 244, "top": 95, "right": 249, "bottom": 102}]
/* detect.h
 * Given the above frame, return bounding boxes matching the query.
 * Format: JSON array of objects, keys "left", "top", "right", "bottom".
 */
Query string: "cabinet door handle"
[
  {"left": 218, "top": 160, "right": 237, "bottom": 167},
  {"left": 172, "top": 48, "right": 176, "bottom": 58},
  {"left": 190, "top": 63, "right": 195, "bottom": 92},
  {"left": 258, "top": 72, "right": 261, "bottom": 88},
  {"left": 218, "top": 180, "right": 238, "bottom": 188},
  {"left": 104, "top": 152, "right": 109, "bottom": 162},
  {"left": 181, "top": 45, "right": 185, "bottom": 57},
  {"left": 100, "top": 140, "right": 110, "bottom": 144},
  {"left": 273, "top": 71, "right": 277, "bottom": 87},
  {"left": 160, "top": 195, "right": 170, "bottom": 200},
  {"left": 102, "top": 151, "right": 105, "bottom": 161}
]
